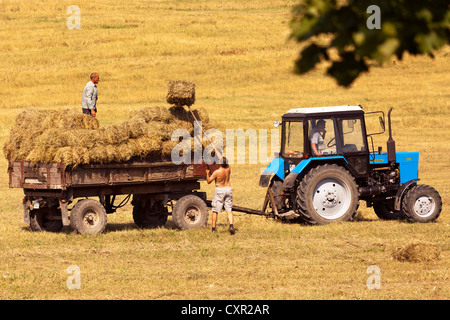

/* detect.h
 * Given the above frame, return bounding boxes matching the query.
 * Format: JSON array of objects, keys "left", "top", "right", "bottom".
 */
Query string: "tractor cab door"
[{"left": 337, "top": 117, "right": 370, "bottom": 177}]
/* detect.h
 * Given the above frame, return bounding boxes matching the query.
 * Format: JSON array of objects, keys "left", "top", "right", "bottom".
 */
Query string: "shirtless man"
[{"left": 206, "top": 157, "right": 235, "bottom": 235}]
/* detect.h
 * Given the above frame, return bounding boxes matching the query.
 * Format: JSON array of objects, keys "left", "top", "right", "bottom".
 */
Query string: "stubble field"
[{"left": 0, "top": 1, "right": 448, "bottom": 300}]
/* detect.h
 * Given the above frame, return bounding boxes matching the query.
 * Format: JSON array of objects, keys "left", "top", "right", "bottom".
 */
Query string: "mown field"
[{"left": 0, "top": 1, "right": 448, "bottom": 300}]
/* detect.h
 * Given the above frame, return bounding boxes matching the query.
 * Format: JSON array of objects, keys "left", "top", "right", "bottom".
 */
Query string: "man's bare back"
[{"left": 206, "top": 166, "right": 231, "bottom": 187}]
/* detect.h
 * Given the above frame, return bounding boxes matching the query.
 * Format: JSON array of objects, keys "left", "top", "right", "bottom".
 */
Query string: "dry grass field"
[{"left": 0, "top": 1, "right": 449, "bottom": 300}]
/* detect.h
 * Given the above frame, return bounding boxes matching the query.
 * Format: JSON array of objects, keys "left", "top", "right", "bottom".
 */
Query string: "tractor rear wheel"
[
  {"left": 295, "top": 164, "right": 359, "bottom": 225},
  {"left": 402, "top": 184, "right": 442, "bottom": 223}
]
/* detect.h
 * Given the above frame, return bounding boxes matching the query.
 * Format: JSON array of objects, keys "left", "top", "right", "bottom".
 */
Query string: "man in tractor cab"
[{"left": 310, "top": 119, "right": 326, "bottom": 156}]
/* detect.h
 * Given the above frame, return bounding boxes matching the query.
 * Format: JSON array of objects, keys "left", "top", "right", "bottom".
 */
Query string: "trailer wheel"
[
  {"left": 132, "top": 199, "right": 168, "bottom": 229},
  {"left": 172, "top": 195, "right": 208, "bottom": 230},
  {"left": 295, "top": 164, "right": 359, "bottom": 225},
  {"left": 30, "top": 206, "right": 63, "bottom": 232},
  {"left": 402, "top": 184, "right": 442, "bottom": 223},
  {"left": 70, "top": 199, "right": 107, "bottom": 234}
]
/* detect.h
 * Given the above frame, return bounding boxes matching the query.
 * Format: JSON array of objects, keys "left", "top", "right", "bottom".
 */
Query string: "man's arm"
[{"left": 206, "top": 169, "right": 217, "bottom": 184}]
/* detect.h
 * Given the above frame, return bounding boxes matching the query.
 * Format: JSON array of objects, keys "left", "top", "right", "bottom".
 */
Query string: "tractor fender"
[
  {"left": 260, "top": 156, "right": 349, "bottom": 188},
  {"left": 259, "top": 157, "right": 286, "bottom": 187},
  {"left": 291, "top": 156, "right": 349, "bottom": 175},
  {"left": 394, "top": 179, "right": 419, "bottom": 211},
  {"left": 282, "top": 172, "right": 299, "bottom": 189}
]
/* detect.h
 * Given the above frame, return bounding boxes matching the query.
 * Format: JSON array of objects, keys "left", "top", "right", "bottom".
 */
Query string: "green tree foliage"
[{"left": 290, "top": 0, "right": 450, "bottom": 87}]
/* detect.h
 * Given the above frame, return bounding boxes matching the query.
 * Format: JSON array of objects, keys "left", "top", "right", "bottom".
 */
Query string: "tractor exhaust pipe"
[{"left": 387, "top": 107, "right": 396, "bottom": 165}]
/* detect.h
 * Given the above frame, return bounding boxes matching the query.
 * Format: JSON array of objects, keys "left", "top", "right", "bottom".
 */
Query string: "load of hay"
[{"left": 3, "top": 81, "right": 220, "bottom": 167}]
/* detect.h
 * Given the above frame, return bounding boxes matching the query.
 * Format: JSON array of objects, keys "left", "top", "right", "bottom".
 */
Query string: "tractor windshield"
[
  {"left": 283, "top": 121, "right": 304, "bottom": 158},
  {"left": 339, "top": 118, "right": 367, "bottom": 152}
]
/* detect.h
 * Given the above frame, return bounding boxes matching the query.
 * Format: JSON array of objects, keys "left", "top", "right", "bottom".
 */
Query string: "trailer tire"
[
  {"left": 402, "top": 184, "right": 442, "bottom": 223},
  {"left": 295, "top": 164, "right": 358, "bottom": 225},
  {"left": 70, "top": 199, "right": 107, "bottom": 234},
  {"left": 30, "top": 206, "right": 63, "bottom": 232},
  {"left": 132, "top": 199, "right": 168, "bottom": 229},
  {"left": 172, "top": 195, "right": 208, "bottom": 230}
]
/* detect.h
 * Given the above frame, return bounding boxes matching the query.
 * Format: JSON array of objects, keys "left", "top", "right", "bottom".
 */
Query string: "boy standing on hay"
[
  {"left": 81, "top": 72, "right": 100, "bottom": 117},
  {"left": 206, "top": 157, "right": 236, "bottom": 235}
]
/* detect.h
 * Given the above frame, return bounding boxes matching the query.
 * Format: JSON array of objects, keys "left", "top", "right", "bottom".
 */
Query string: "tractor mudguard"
[
  {"left": 394, "top": 179, "right": 419, "bottom": 211},
  {"left": 259, "top": 157, "right": 285, "bottom": 187},
  {"left": 259, "top": 156, "right": 349, "bottom": 187},
  {"left": 282, "top": 172, "right": 299, "bottom": 189},
  {"left": 291, "top": 156, "right": 349, "bottom": 174}
]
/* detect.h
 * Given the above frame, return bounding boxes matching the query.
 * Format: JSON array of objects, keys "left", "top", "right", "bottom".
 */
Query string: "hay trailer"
[{"left": 8, "top": 159, "right": 218, "bottom": 234}]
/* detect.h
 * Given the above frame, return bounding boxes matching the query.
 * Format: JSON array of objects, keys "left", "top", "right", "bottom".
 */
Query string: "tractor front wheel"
[
  {"left": 402, "top": 184, "right": 442, "bottom": 223},
  {"left": 295, "top": 164, "right": 359, "bottom": 225}
]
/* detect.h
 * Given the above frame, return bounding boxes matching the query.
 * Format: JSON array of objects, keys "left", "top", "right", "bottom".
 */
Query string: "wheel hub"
[
  {"left": 414, "top": 196, "right": 435, "bottom": 217},
  {"left": 323, "top": 191, "right": 338, "bottom": 207},
  {"left": 83, "top": 211, "right": 98, "bottom": 227},
  {"left": 312, "top": 178, "right": 350, "bottom": 219},
  {"left": 185, "top": 206, "right": 200, "bottom": 224}
]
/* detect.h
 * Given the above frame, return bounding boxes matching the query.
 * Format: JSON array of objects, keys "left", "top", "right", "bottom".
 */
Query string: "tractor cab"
[{"left": 281, "top": 105, "right": 370, "bottom": 178}]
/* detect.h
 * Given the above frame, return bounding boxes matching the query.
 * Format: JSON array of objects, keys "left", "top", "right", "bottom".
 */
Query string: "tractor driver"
[{"left": 311, "top": 119, "right": 326, "bottom": 156}]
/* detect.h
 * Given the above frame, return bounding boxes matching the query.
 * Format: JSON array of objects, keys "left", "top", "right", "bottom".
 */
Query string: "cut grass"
[{"left": 0, "top": 0, "right": 448, "bottom": 300}]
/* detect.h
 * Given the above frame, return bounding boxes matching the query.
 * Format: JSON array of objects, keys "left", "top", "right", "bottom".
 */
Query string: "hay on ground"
[{"left": 392, "top": 243, "right": 441, "bottom": 262}]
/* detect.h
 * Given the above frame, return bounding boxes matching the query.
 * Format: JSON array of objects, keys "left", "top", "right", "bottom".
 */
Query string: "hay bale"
[
  {"left": 114, "top": 143, "right": 136, "bottom": 163},
  {"left": 127, "top": 117, "right": 148, "bottom": 139},
  {"left": 133, "top": 106, "right": 172, "bottom": 123},
  {"left": 166, "top": 80, "right": 195, "bottom": 106},
  {"left": 132, "top": 136, "right": 162, "bottom": 159},
  {"left": 103, "top": 124, "right": 130, "bottom": 145},
  {"left": 392, "top": 243, "right": 441, "bottom": 262},
  {"left": 41, "top": 109, "right": 100, "bottom": 130},
  {"left": 53, "top": 147, "right": 74, "bottom": 165}
]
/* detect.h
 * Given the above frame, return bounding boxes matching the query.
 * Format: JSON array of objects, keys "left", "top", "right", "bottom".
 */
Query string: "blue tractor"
[{"left": 259, "top": 106, "right": 442, "bottom": 224}]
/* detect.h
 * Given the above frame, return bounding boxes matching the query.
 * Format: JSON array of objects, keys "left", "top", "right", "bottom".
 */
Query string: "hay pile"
[
  {"left": 3, "top": 105, "right": 215, "bottom": 167},
  {"left": 392, "top": 243, "right": 441, "bottom": 262}
]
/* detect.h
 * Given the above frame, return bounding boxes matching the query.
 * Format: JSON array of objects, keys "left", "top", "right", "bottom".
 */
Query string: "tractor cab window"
[
  {"left": 339, "top": 118, "right": 366, "bottom": 152},
  {"left": 309, "top": 119, "right": 336, "bottom": 156},
  {"left": 283, "top": 121, "right": 304, "bottom": 158}
]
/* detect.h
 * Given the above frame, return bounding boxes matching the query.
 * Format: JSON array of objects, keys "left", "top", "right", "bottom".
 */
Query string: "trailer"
[{"left": 8, "top": 159, "right": 222, "bottom": 234}]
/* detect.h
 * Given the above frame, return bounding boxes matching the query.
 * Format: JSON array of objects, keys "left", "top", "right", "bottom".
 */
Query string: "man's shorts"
[{"left": 212, "top": 186, "right": 233, "bottom": 213}]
